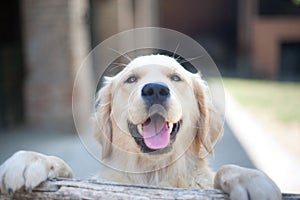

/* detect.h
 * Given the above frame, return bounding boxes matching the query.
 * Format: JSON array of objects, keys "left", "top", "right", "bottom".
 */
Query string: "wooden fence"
[{"left": 0, "top": 179, "right": 299, "bottom": 200}]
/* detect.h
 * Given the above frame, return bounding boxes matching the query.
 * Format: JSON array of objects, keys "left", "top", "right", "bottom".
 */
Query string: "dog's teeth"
[
  {"left": 138, "top": 124, "right": 143, "bottom": 133},
  {"left": 168, "top": 123, "right": 173, "bottom": 133}
]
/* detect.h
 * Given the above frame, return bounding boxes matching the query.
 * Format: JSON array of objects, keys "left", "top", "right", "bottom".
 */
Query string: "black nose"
[{"left": 142, "top": 83, "right": 170, "bottom": 104}]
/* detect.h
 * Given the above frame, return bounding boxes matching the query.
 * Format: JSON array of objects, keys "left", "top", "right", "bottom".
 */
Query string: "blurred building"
[
  {"left": 0, "top": 0, "right": 299, "bottom": 130},
  {"left": 91, "top": 0, "right": 300, "bottom": 80},
  {"left": 0, "top": 0, "right": 92, "bottom": 131},
  {"left": 246, "top": 0, "right": 300, "bottom": 81}
]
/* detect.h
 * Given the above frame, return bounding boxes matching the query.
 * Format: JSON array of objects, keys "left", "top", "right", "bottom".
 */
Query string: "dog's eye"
[
  {"left": 170, "top": 74, "right": 182, "bottom": 82},
  {"left": 125, "top": 75, "right": 138, "bottom": 83}
]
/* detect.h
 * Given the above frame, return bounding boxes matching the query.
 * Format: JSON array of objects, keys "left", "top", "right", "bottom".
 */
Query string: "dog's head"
[{"left": 94, "top": 55, "right": 223, "bottom": 160}]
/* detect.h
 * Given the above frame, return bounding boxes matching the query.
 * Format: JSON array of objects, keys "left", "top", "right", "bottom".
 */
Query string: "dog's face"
[{"left": 95, "top": 55, "right": 222, "bottom": 162}]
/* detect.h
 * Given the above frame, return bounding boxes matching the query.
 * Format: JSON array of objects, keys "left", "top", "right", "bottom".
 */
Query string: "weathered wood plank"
[{"left": 0, "top": 179, "right": 299, "bottom": 200}]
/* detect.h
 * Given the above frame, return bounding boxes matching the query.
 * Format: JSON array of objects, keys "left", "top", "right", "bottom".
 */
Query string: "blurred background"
[{"left": 0, "top": 0, "right": 299, "bottom": 193}]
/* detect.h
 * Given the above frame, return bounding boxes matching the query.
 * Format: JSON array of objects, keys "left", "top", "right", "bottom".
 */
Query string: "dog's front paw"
[
  {"left": 214, "top": 165, "right": 281, "bottom": 200},
  {"left": 0, "top": 151, "right": 73, "bottom": 194}
]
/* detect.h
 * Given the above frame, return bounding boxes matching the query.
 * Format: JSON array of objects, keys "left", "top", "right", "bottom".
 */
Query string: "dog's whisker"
[
  {"left": 108, "top": 64, "right": 126, "bottom": 73},
  {"left": 172, "top": 43, "right": 180, "bottom": 58},
  {"left": 108, "top": 47, "right": 132, "bottom": 62},
  {"left": 179, "top": 55, "right": 204, "bottom": 64},
  {"left": 111, "top": 62, "right": 128, "bottom": 67}
]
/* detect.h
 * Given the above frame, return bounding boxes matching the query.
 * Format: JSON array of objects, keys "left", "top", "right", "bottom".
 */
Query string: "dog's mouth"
[{"left": 128, "top": 114, "right": 181, "bottom": 154}]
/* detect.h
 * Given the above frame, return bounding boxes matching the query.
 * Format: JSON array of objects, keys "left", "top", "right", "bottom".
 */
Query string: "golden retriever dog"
[{"left": 0, "top": 55, "right": 281, "bottom": 199}]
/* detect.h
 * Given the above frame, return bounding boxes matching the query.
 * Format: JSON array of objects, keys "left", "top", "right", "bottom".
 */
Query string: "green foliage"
[
  {"left": 223, "top": 78, "right": 300, "bottom": 124},
  {"left": 292, "top": 0, "right": 300, "bottom": 6}
]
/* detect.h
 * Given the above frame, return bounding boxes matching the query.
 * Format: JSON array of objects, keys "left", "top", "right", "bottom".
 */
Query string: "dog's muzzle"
[
  {"left": 127, "top": 82, "right": 181, "bottom": 154},
  {"left": 128, "top": 114, "right": 181, "bottom": 154}
]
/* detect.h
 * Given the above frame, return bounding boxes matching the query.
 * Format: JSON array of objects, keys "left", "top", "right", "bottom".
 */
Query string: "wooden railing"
[{"left": 0, "top": 179, "right": 299, "bottom": 200}]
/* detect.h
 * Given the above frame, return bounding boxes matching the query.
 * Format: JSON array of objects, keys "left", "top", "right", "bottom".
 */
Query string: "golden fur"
[
  {"left": 0, "top": 55, "right": 281, "bottom": 199},
  {"left": 93, "top": 54, "right": 223, "bottom": 188}
]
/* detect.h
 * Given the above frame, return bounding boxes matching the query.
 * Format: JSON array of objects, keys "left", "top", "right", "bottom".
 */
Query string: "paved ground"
[
  {"left": 226, "top": 92, "right": 300, "bottom": 193},
  {"left": 0, "top": 122, "right": 254, "bottom": 179},
  {"left": 209, "top": 122, "right": 254, "bottom": 171}
]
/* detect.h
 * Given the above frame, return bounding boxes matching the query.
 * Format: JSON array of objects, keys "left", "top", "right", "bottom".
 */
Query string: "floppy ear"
[
  {"left": 193, "top": 76, "right": 223, "bottom": 156},
  {"left": 94, "top": 78, "right": 113, "bottom": 159}
]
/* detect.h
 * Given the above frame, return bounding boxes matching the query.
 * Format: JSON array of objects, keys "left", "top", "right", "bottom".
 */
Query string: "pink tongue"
[{"left": 142, "top": 115, "right": 170, "bottom": 150}]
